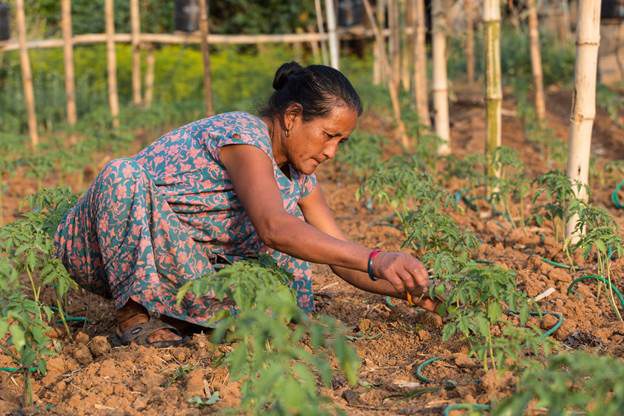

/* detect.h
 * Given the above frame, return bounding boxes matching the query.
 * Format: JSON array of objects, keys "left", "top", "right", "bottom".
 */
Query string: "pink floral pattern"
[{"left": 54, "top": 112, "right": 317, "bottom": 325}]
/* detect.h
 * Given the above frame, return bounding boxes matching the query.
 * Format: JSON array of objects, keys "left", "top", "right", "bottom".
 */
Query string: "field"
[{"left": 2, "top": 24, "right": 624, "bottom": 416}]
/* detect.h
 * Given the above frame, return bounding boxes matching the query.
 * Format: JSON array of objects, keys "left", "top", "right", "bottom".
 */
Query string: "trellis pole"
[
  {"left": 314, "top": 0, "right": 329, "bottom": 65},
  {"left": 325, "top": 0, "right": 339, "bottom": 69},
  {"left": 61, "top": 0, "right": 77, "bottom": 129},
  {"left": 528, "top": 0, "right": 546, "bottom": 122},
  {"left": 16, "top": 0, "right": 39, "bottom": 147},
  {"left": 105, "top": 0, "right": 120, "bottom": 128},
  {"left": 484, "top": 0, "right": 502, "bottom": 178},
  {"left": 432, "top": 0, "right": 450, "bottom": 155},
  {"left": 565, "top": 0, "right": 602, "bottom": 240},
  {"left": 388, "top": 0, "right": 401, "bottom": 88},
  {"left": 465, "top": 0, "right": 475, "bottom": 84},
  {"left": 143, "top": 44, "right": 155, "bottom": 108},
  {"left": 413, "top": 0, "right": 429, "bottom": 126},
  {"left": 363, "top": 0, "right": 410, "bottom": 149},
  {"left": 373, "top": 0, "right": 386, "bottom": 85},
  {"left": 401, "top": 0, "right": 412, "bottom": 91},
  {"left": 198, "top": 0, "right": 214, "bottom": 116},
  {"left": 130, "top": 0, "right": 142, "bottom": 106}
]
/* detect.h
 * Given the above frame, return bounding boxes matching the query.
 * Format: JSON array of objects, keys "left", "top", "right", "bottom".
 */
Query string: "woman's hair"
[{"left": 260, "top": 61, "right": 362, "bottom": 122}]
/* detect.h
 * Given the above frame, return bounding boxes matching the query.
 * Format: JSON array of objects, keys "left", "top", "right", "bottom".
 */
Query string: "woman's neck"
[{"left": 262, "top": 116, "right": 288, "bottom": 167}]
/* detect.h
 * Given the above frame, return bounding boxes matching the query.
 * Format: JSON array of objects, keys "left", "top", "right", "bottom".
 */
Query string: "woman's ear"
[{"left": 283, "top": 103, "right": 303, "bottom": 133}]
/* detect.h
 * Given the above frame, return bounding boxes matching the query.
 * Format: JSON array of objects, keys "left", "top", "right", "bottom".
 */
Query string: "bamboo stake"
[
  {"left": 363, "top": 0, "right": 410, "bottom": 149},
  {"left": 401, "top": 0, "right": 412, "bottom": 91},
  {"left": 314, "top": 0, "right": 329, "bottom": 65},
  {"left": 484, "top": 0, "right": 502, "bottom": 177},
  {"left": 465, "top": 0, "right": 475, "bottom": 84},
  {"left": 413, "top": 0, "right": 429, "bottom": 126},
  {"left": 528, "top": 0, "right": 546, "bottom": 122},
  {"left": 432, "top": 0, "right": 450, "bottom": 155},
  {"left": 565, "top": 0, "right": 601, "bottom": 240},
  {"left": 294, "top": 27, "right": 304, "bottom": 61},
  {"left": 373, "top": 0, "right": 386, "bottom": 85},
  {"left": 325, "top": 0, "right": 339, "bottom": 69},
  {"left": 307, "top": 25, "right": 321, "bottom": 63},
  {"left": 389, "top": 0, "right": 401, "bottom": 86},
  {"left": 61, "top": 0, "right": 77, "bottom": 128},
  {"left": 198, "top": 0, "right": 214, "bottom": 116},
  {"left": 144, "top": 43, "right": 155, "bottom": 107},
  {"left": 130, "top": 0, "right": 142, "bottom": 106},
  {"left": 16, "top": 0, "right": 39, "bottom": 147},
  {"left": 105, "top": 0, "right": 120, "bottom": 128}
]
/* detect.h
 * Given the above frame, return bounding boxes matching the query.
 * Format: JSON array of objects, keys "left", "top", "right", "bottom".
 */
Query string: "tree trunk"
[
  {"left": 325, "top": 0, "right": 340, "bottom": 69},
  {"left": 105, "top": 0, "right": 120, "bottom": 128},
  {"left": 484, "top": 0, "right": 502, "bottom": 178},
  {"left": 413, "top": 0, "right": 429, "bottom": 126},
  {"left": 363, "top": 0, "right": 410, "bottom": 148},
  {"left": 314, "top": 0, "right": 329, "bottom": 65},
  {"left": 130, "top": 0, "right": 142, "bottom": 106},
  {"left": 566, "top": 0, "right": 601, "bottom": 239},
  {"left": 465, "top": 0, "right": 475, "bottom": 84},
  {"left": 198, "top": 0, "right": 214, "bottom": 116},
  {"left": 432, "top": 0, "right": 450, "bottom": 155},
  {"left": 528, "top": 0, "right": 546, "bottom": 122},
  {"left": 16, "top": 0, "right": 39, "bottom": 147},
  {"left": 61, "top": 0, "right": 77, "bottom": 128},
  {"left": 144, "top": 44, "right": 155, "bottom": 108}
]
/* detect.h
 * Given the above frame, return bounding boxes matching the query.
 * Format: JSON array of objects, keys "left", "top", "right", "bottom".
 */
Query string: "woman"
[{"left": 55, "top": 62, "right": 435, "bottom": 347}]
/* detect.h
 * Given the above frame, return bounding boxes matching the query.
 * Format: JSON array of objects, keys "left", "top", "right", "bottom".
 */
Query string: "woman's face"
[{"left": 283, "top": 104, "right": 358, "bottom": 175}]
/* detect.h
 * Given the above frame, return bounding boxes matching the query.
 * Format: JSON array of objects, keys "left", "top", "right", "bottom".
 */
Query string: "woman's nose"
[{"left": 322, "top": 142, "right": 339, "bottom": 160}]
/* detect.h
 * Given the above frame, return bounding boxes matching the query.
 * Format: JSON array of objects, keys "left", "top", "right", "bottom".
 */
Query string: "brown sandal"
[{"left": 113, "top": 318, "right": 188, "bottom": 348}]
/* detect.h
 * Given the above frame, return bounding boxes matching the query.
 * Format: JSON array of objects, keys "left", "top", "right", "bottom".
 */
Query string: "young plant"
[
  {"left": 177, "top": 257, "right": 360, "bottom": 416},
  {"left": 334, "top": 132, "right": 385, "bottom": 180},
  {"left": 488, "top": 147, "right": 528, "bottom": 226}
]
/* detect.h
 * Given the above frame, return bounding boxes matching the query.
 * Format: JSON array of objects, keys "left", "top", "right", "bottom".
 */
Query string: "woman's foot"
[{"left": 116, "top": 300, "right": 182, "bottom": 344}]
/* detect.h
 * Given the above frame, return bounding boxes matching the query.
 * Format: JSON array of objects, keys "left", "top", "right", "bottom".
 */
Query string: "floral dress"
[{"left": 54, "top": 112, "right": 317, "bottom": 326}]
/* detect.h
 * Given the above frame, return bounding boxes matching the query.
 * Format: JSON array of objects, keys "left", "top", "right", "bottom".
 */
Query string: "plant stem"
[{"left": 22, "top": 367, "right": 33, "bottom": 407}]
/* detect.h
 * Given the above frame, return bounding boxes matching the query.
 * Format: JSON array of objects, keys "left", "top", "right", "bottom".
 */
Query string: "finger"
[
  {"left": 384, "top": 271, "right": 405, "bottom": 294},
  {"left": 396, "top": 268, "right": 417, "bottom": 295},
  {"left": 411, "top": 261, "right": 429, "bottom": 289}
]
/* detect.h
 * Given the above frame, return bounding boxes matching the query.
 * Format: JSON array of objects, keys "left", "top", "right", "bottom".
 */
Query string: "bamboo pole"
[
  {"left": 413, "top": 0, "right": 429, "bottom": 126},
  {"left": 198, "top": 0, "right": 214, "bottom": 116},
  {"left": 130, "top": 0, "right": 142, "bottom": 106},
  {"left": 144, "top": 43, "right": 155, "bottom": 107},
  {"left": 325, "top": 0, "right": 339, "bottom": 69},
  {"left": 432, "top": 0, "right": 450, "bottom": 155},
  {"left": 389, "top": 0, "right": 401, "bottom": 86},
  {"left": 105, "top": 0, "right": 120, "bottom": 128},
  {"left": 401, "top": 0, "right": 412, "bottom": 91},
  {"left": 465, "top": 0, "right": 475, "bottom": 84},
  {"left": 528, "top": 0, "right": 546, "bottom": 122},
  {"left": 314, "top": 0, "right": 329, "bottom": 65},
  {"left": 363, "top": 0, "right": 410, "bottom": 149},
  {"left": 484, "top": 0, "right": 502, "bottom": 177},
  {"left": 294, "top": 27, "right": 304, "bottom": 61},
  {"left": 565, "top": 0, "right": 601, "bottom": 239},
  {"left": 61, "top": 0, "right": 77, "bottom": 128},
  {"left": 16, "top": 0, "right": 39, "bottom": 147},
  {"left": 307, "top": 25, "right": 321, "bottom": 63},
  {"left": 373, "top": 0, "right": 386, "bottom": 85}
]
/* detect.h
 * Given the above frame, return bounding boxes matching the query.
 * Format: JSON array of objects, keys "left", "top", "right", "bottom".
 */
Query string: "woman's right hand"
[{"left": 371, "top": 251, "right": 429, "bottom": 297}]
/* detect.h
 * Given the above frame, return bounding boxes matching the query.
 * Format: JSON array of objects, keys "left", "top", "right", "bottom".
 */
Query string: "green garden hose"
[
  {"left": 0, "top": 367, "right": 37, "bottom": 373},
  {"left": 612, "top": 180, "right": 624, "bottom": 209},
  {"left": 414, "top": 357, "right": 443, "bottom": 383},
  {"left": 541, "top": 257, "right": 571, "bottom": 269},
  {"left": 443, "top": 403, "right": 491, "bottom": 416},
  {"left": 567, "top": 274, "right": 624, "bottom": 311}
]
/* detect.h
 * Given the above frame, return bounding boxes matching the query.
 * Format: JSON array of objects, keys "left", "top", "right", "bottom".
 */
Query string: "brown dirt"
[{"left": 1, "top": 85, "right": 624, "bottom": 415}]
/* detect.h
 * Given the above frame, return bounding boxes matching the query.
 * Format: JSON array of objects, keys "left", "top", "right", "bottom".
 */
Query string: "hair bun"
[{"left": 272, "top": 61, "right": 303, "bottom": 91}]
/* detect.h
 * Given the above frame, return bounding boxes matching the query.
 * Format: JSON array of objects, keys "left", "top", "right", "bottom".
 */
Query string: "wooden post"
[
  {"left": 484, "top": 0, "right": 502, "bottom": 178},
  {"left": 314, "top": 0, "right": 329, "bottom": 65},
  {"left": 388, "top": 0, "right": 400, "bottom": 86},
  {"left": 61, "top": 0, "right": 77, "bottom": 128},
  {"left": 401, "top": 0, "right": 412, "bottom": 91},
  {"left": 105, "top": 0, "right": 120, "bottom": 128},
  {"left": 144, "top": 43, "right": 155, "bottom": 108},
  {"left": 16, "top": 0, "right": 39, "bottom": 147},
  {"left": 528, "top": 0, "right": 546, "bottom": 122},
  {"left": 294, "top": 27, "right": 304, "bottom": 62},
  {"left": 565, "top": 0, "right": 601, "bottom": 239},
  {"left": 198, "top": 0, "right": 214, "bottom": 116},
  {"left": 432, "top": 0, "right": 450, "bottom": 155},
  {"left": 363, "top": 0, "right": 410, "bottom": 149},
  {"left": 130, "top": 0, "right": 142, "bottom": 106},
  {"left": 325, "top": 0, "right": 339, "bottom": 69},
  {"left": 373, "top": 0, "right": 386, "bottom": 85},
  {"left": 413, "top": 0, "right": 429, "bottom": 126},
  {"left": 307, "top": 25, "right": 321, "bottom": 63},
  {"left": 465, "top": 0, "right": 475, "bottom": 84}
]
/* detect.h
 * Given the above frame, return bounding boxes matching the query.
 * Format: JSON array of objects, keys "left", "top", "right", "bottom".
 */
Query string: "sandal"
[{"left": 111, "top": 318, "right": 189, "bottom": 348}]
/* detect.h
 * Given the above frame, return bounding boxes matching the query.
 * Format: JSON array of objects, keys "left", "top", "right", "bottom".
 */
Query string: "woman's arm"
[{"left": 220, "top": 144, "right": 428, "bottom": 297}]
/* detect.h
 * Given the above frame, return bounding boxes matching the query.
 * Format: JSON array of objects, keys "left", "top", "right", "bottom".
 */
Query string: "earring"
[{"left": 285, "top": 128, "right": 290, "bottom": 137}]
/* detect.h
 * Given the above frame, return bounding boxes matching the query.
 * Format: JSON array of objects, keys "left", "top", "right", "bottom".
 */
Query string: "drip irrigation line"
[
  {"left": 0, "top": 367, "right": 37, "bottom": 373},
  {"left": 612, "top": 180, "right": 624, "bottom": 209},
  {"left": 541, "top": 257, "right": 571, "bottom": 269},
  {"left": 567, "top": 275, "right": 624, "bottom": 311},
  {"left": 443, "top": 403, "right": 491, "bottom": 416},
  {"left": 50, "top": 306, "right": 87, "bottom": 324},
  {"left": 414, "top": 357, "right": 442, "bottom": 383}
]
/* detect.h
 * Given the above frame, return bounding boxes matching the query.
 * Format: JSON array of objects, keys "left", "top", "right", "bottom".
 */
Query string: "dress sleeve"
[
  {"left": 203, "top": 112, "right": 273, "bottom": 165},
  {"left": 300, "top": 173, "right": 318, "bottom": 199}
]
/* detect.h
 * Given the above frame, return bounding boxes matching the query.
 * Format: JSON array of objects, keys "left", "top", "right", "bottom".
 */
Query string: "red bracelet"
[{"left": 367, "top": 249, "right": 382, "bottom": 281}]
